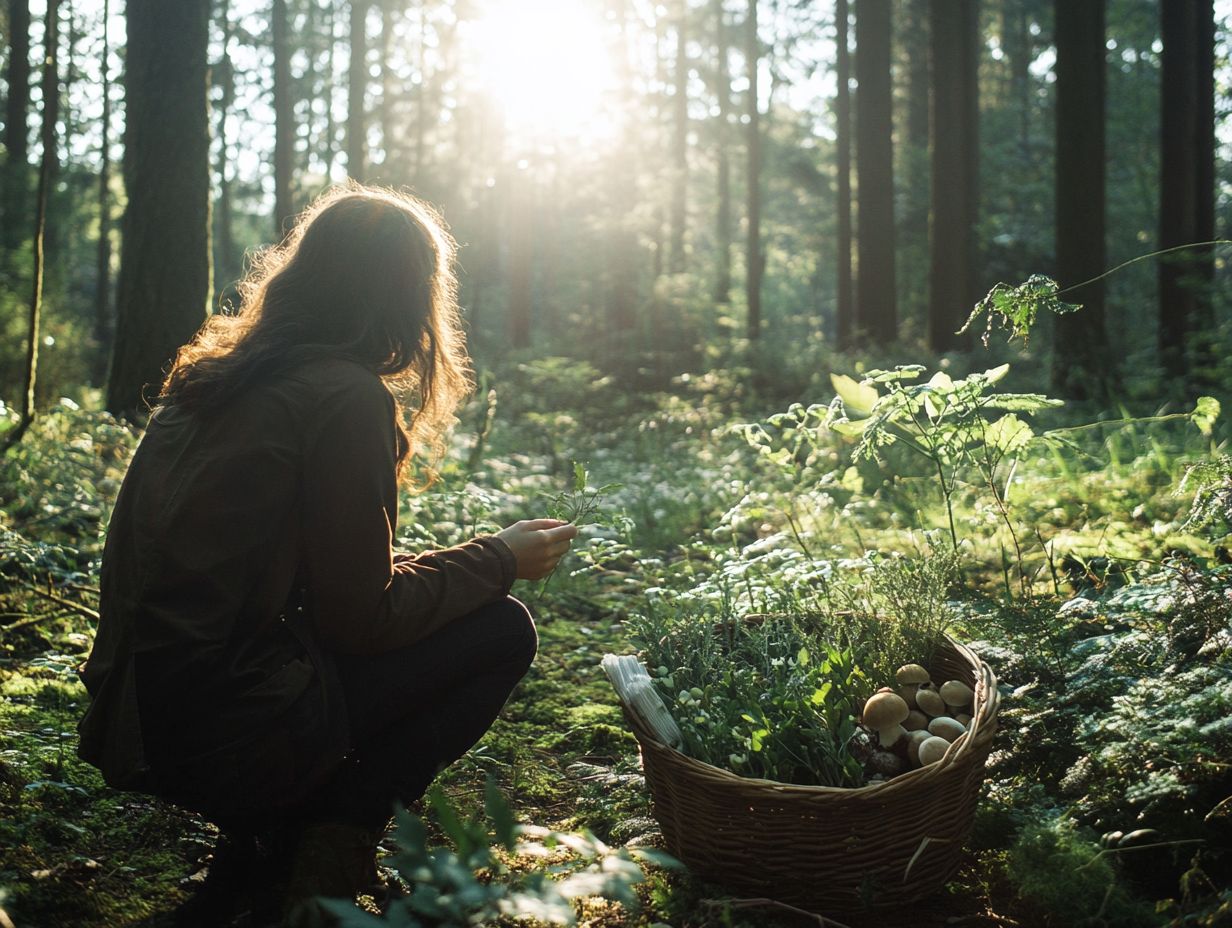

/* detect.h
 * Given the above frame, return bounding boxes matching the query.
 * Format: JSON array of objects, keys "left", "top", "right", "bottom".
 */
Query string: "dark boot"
[{"left": 281, "top": 822, "right": 382, "bottom": 925}]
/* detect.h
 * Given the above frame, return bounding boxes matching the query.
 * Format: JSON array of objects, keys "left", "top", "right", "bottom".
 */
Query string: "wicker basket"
[{"left": 620, "top": 637, "right": 999, "bottom": 914}]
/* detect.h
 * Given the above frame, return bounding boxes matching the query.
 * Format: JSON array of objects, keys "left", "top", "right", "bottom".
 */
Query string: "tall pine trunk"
[
  {"left": 508, "top": 167, "right": 532, "bottom": 349},
  {"left": 669, "top": 0, "right": 688, "bottom": 274},
  {"left": 744, "top": 0, "right": 762, "bottom": 340},
  {"left": 106, "top": 0, "right": 211, "bottom": 418},
  {"left": 1051, "top": 0, "right": 1108, "bottom": 400},
  {"left": 927, "top": 0, "right": 977, "bottom": 353},
  {"left": 4, "top": 0, "right": 57, "bottom": 451},
  {"left": 2, "top": 0, "right": 32, "bottom": 259},
  {"left": 215, "top": 0, "right": 236, "bottom": 308},
  {"left": 854, "top": 0, "right": 895, "bottom": 344},
  {"left": 273, "top": 0, "right": 294, "bottom": 239},
  {"left": 1159, "top": 0, "right": 1216, "bottom": 387},
  {"left": 713, "top": 0, "right": 731, "bottom": 304},
  {"left": 347, "top": 0, "right": 368, "bottom": 180},
  {"left": 93, "top": 0, "right": 114, "bottom": 377},
  {"left": 834, "top": 0, "right": 852, "bottom": 348}
]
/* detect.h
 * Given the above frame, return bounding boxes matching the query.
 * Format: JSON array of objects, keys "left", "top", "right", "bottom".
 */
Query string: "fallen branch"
[
  {"left": 16, "top": 580, "right": 100, "bottom": 622},
  {"left": 702, "top": 896, "right": 854, "bottom": 928}
]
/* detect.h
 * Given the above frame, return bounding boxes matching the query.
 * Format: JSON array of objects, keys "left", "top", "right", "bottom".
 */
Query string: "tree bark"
[
  {"left": 508, "top": 167, "right": 532, "bottom": 349},
  {"left": 854, "top": 0, "right": 895, "bottom": 344},
  {"left": 669, "top": 0, "right": 688, "bottom": 274},
  {"left": 2, "top": 0, "right": 32, "bottom": 258},
  {"left": 93, "top": 0, "right": 113, "bottom": 378},
  {"left": 347, "top": 0, "right": 368, "bottom": 180},
  {"left": 273, "top": 0, "right": 294, "bottom": 239},
  {"left": 713, "top": 0, "right": 731, "bottom": 304},
  {"left": 1051, "top": 0, "right": 1108, "bottom": 400},
  {"left": 215, "top": 0, "right": 236, "bottom": 309},
  {"left": 4, "top": 0, "right": 57, "bottom": 451},
  {"left": 272, "top": 0, "right": 293, "bottom": 240},
  {"left": 1158, "top": 0, "right": 1215, "bottom": 386},
  {"left": 927, "top": 0, "right": 977, "bottom": 353},
  {"left": 834, "top": 0, "right": 852, "bottom": 347},
  {"left": 106, "top": 0, "right": 211, "bottom": 418},
  {"left": 744, "top": 0, "right": 762, "bottom": 340}
]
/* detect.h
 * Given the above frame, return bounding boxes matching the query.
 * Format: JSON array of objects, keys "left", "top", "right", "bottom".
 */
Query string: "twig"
[
  {"left": 702, "top": 896, "right": 854, "bottom": 928},
  {"left": 1, "top": 610, "right": 76, "bottom": 634},
  {"left": 16, "top": 580, "right": 100, "bottom": 622}
]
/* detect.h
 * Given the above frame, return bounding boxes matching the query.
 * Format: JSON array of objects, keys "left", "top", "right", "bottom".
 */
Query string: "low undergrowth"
[{"left": 1, "top": 344, "right": 1230, "bottom": 926}]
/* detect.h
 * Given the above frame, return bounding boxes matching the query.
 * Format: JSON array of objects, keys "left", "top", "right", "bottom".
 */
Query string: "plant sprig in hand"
[{"left": 538, "top": 461, "right": 621, "bottom": 595}]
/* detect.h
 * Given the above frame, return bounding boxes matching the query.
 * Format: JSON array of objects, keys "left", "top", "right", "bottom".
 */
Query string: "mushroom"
[
  {"left": 954, "top": 712, "right": 972, "bottom": 727},
  {"left": 906, "top": 730, "right": 932, "bottom": 766},
  {"left": 915, "top": 686, "right": 946, "bottom": 718},
  {"left": 862, "top": 691, "right": 909, "bottom": 748},
  {"left": 917, "top": 735, "right": 950, "bottom": 766},
  {"left": 904, "top": 709, "right": 929, "bottom": 732},
  {"left": 895, "top": 663, "right": 930, "bottom": 708},
  {"left": 940, "top": 680, "right": 974, "bottom": 712},
  {"left": 927, "top": 716, "right": 966, "bottom": 743}
]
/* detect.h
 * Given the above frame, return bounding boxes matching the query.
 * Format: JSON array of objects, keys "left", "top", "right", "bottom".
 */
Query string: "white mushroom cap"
[
  {"left": 940, "top": 680, "right": 975, "bottom": 710},
  {"left": 915, "top": 687, "right": 946, "bottom": 717},
  {"left": 917, "top": 735, "right": 950, "bottom": 766},
  {"left": 863, "top": 691, "right": 909, "bottom": 747},
  {"left": 906, "top": 730, "right": 932, "bottom": 766},
  {"left": 927, "top": 716, "right": 966, "bottom": 743}
]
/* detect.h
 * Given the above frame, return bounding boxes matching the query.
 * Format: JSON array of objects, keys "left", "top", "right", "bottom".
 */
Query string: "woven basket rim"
[{"left": 622, "top": 634, "right": 1000, "bottom": 797}]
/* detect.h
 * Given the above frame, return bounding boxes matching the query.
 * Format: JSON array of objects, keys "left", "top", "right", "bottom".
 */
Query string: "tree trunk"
[
  {"left": 2, "top": 0, "right": 32, "bottom": 258},
  {"left": 106, "top": 0, "right": 212, "bottom": 418},
  {"left": 378, "top": 2, "right": 397, "bottom": 180},
  {"left": 854, "top": 0, "right": 895, "bottom": 344},
  {"left": 927, "top": 0, "right": 977, "bottom": 353},
  {"left": 273, "top": 0, "right": 294, "bottom": 239},
  {"left": 508, "top": 167, "right": 532, "bottom": 349},
  {"left": 347, "top": 0, "right": 368, "bottom": 180},
  {"left": 607, "top": 0, "right": 637, "bottom": 333},
  {"left": 1158, "top": 0, "right": 1215, "bottom": 386},
  {"left": 93, "top": 0, "right": 113, "bottom": 378},
  {"left": 834, "top": 0, "right": 852, "bottom": 348},
  {"left": 4, "top": 0, "right": 57, "bottom": 451},
  {"left": 215, "top": 0, "right": 236, "bottom": 309},
  {"left": 744, "top": 0, "right": 762, "bottom": 340},
  {"left": 713, "top": 0, "right": 731, "bottom": 304},
  {"left": 669, "top": 0, "right": 688, "bottom": 274},
  {"left": 1051, "top": 0, "right": 1108, "bottom": 400}
]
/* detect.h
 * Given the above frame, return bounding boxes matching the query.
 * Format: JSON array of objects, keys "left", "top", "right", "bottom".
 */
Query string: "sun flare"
[{"left": 471, "top": 0, "right": 617, "bottom": 142}]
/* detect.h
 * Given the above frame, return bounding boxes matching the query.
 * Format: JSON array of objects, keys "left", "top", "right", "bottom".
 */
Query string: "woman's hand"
[{"left": 496, "top": 519, "right": 579, "bottom": 580}]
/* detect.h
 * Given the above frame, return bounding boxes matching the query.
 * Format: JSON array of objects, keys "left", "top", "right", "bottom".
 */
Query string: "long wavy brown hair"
[{"left": 158, "top": 183, "right": 472, "bottom": 488}]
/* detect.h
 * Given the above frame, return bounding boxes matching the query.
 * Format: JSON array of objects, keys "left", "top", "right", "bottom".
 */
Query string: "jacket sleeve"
[{"left": 301, "top": 373, "right": 517, "bottom": 655}]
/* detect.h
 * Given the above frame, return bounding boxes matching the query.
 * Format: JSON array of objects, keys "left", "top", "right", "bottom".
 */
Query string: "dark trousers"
[{"left": 287, "top": 595, "right": 537, "bottom": 832}]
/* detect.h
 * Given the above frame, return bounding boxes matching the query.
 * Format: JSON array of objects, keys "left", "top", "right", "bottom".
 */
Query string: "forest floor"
[{"left": 2, "top": 353, "right": 1229, "bottom": 927}]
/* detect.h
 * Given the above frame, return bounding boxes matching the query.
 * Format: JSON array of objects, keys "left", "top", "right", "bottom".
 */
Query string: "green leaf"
[
  {"left": 830, "top": 373, "right": 879, "bottom": 418},
  {"left": 982, "top": 363, "right": 1011, "bottom": 384},
  {"left": 831, "top": 418, "right": 871, "bottom": 436},
  {"left": 1193, "top": 396, "right": 1221, "bottom": 436},
  {"left": 985, "top": 414, "right": 1035, "bottom": 455},
  {"left": 796, "top": 647, "right": 809, "bottom": 667},
  {"left": 927, "top": 370, "right": 955, "bottom": 391},
  {"left": 484, "top": 778, "right": 519, "bottom": 851},
  {"left": 572, "top": 460, "right": 588, "bottom": 493}
]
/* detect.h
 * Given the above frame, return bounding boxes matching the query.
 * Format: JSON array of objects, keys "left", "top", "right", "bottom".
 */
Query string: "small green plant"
[
  {"left": 538, "top": 461, "right": 621, "bottom": 595},
  {"left": 542, "top": 461, "right": 621, "bottom": 527},
  {"left": 958, "top": 274, "right": 1080, "bottom": 347},
  {"left": 320, "top": 780, "right": 675, "bottom": 927}
]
